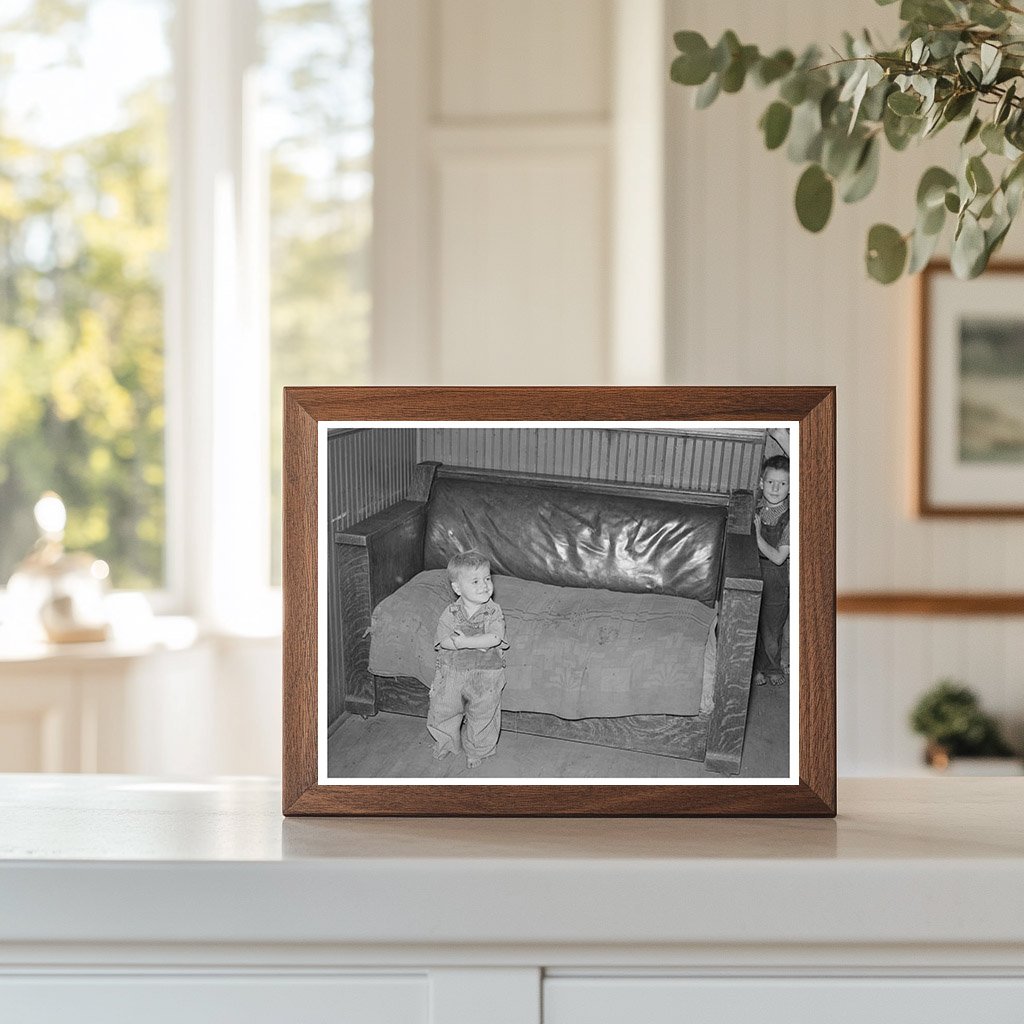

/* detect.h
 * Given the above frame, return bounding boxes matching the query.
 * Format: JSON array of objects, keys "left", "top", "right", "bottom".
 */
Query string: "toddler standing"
[{"left": 429, "top": 551, "right": 509, "bottom": 768}]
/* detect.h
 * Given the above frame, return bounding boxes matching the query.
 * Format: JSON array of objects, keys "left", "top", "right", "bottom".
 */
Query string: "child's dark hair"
[
  {"left": 446, "top": 550, "right": 490, "bottom": 582},
  {"left": 761, "top": 454, "right": 790, "bottom": 476}
]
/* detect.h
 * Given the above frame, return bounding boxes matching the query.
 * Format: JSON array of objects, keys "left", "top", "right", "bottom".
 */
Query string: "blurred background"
[{"left": 1, "top": 0, "right": 1021, "bottom": 778}]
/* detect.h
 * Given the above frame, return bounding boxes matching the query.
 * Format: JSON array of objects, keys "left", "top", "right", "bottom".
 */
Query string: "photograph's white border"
[
  {"left": 317, "top": 420, "right": 800, "bottom": 786},
  {"left": 928, "top": 269, "right": 1024, "bottom": 507}
]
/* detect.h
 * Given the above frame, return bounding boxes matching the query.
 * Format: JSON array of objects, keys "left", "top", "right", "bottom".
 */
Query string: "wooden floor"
[{"left": 327, "top": 673, "right": 790, "bottom": 780}]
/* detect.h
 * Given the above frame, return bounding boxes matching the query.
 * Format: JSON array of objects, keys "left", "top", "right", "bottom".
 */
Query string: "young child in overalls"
[
  {"left": 753, "top": 455, "right": 791, "bottom": 686},
  {"left": 429, "top": 551, "right": 509, "bottom": 768}
]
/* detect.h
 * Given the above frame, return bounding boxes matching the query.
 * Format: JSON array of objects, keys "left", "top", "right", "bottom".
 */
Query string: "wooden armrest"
[
  {"left": 336, "top": 500, "right": 425, "bottom": 547},
  {"left": 723, "top": 528, "right": 762, "bottom": 592}
]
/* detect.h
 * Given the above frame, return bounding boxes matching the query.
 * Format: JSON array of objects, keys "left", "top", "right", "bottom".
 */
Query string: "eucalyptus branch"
[{"left": 670, "top": 1, "right": 1024, "bottom": 283}]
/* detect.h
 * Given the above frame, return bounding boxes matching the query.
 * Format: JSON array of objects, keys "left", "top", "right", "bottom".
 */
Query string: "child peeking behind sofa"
[
  {"left": 753, "top": 455, "right": 791, "bottom": 687},
  {"left": 428, "top": 551, "right": 510, "bottom": 769}
]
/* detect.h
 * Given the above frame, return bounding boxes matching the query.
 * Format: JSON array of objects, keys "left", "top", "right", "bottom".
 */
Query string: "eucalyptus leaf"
[
  {"left": 694, "top": 73, "right": 721, "bottom": 109},
  {"left": 942, "top": 92, "right": 974, "bottom": 122},
  {"left": 721, "top": 44, "right": 759, "bottom": 93},
  {"left": 860, "top": 79, "right": 892, "bottom": 122},
  {"left": 981, "top": 42, "right": 1002, "bottom": 86},
  {"left": 754, "top": 49, "right": 795, "bottom": 87},
  {"left": 888, "top": 90, "right": 921, "bottom": 115},
  {"left": 908, "top": 221, "right": 943, "bottom": 273},
  {"left": 842, "top": 137, "right": 881, "bottom": 203},
  {"left": 967, "top": 154, "right": 995, "bottom": 195},
  {"left": 795, "top": 164, "right": 834, "bottom": 232},
  {"left": 787, "top": 100, "right": 824, "bottom": 162},
  {"left": 921, "top": 200, "right": 946, "bottom": 235},
  {"left": 995, "top": 82, "right": 1017, "bottom": 124},
  {"left": 962, "top": 115, "right": 983, "bottom": 145},
  {"left": 822, "top": 129, "right": 863, "bottom": 178},
  {"left": 981, "top": 122, "right": 1005, "bottom": 155},
  {"left": 951, "top": 211, "right": 986, "bottom": 278},
  {"left": 710, "top": 31, "right": 740, "bottom": 74},
  {"left": 884, "top": 106, "right": 920, "bottom": 150},
  {"left": 760, "top": 102, "right": 793, "bottom": 150},
  {"left": 917, "top": 166, "right": 957, "bottom": 210},
  {"left": 866, "top": 223, "right": 908, "bottom": 283},
  {"left": 970, "top": 2, "right": 1009, "bottom": 30},
  {"left": 944, "top": 191, "right": 960, "bottom": 213},
  {"left": 779, "top": 74, "right": 807, "bottom": 106}
]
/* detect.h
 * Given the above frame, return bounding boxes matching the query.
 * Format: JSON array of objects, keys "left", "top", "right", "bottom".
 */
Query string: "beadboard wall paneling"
[
  {"left": 418, "top": 427, "right": 765, "bottom": 493},
  {"left": 325, "top": 429, "right": 418, "bottom": 723},
  {"left": 667, "top": 0, "right": 1024, "bottom": 775}
]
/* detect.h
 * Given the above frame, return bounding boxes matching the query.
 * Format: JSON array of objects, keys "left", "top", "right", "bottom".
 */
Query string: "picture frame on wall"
[
  {"left": 282, "top": 387, "right": 836, "bottom": 817},
  {"left": 918, "top": 261, "right": 1024, "bottom": 517}
]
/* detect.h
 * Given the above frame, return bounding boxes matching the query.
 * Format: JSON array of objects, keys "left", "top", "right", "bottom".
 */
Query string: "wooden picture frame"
[
  {"left": 917, "top": 261, "right": 1024, "bottom": 517},
  {"left": 283, "top": 387, "right": 836, "bottom": 816}
]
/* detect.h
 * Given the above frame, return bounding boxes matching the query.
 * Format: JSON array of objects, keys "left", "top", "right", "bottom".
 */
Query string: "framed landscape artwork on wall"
[
  {"left": 282, "top": 387, "right": 836, "bottom": 817},
  {"left": 918, "top": 262, "right": 1024, "bottom": 516}
]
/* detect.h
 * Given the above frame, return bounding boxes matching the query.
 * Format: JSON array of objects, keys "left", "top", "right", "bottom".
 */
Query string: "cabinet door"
[
  {"left": 544, "top": 977, "right": 1024, "bottom": 1024},
  {"left": 0, "top": 974, "right": 428, "bottom": 1024}
]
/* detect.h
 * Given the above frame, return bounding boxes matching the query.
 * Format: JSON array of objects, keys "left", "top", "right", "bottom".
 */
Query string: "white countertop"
[{"left": 1, "top": 775, "right": 1023, "bottom": 955}]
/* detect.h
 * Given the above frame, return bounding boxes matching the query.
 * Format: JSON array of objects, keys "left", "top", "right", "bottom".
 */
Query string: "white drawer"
[
  {"left": 544, "top": 977, "right": 1024, "bottom": 1024},
  {"left": 0, "top": 974, "right": 427, "bottom": 1024}
]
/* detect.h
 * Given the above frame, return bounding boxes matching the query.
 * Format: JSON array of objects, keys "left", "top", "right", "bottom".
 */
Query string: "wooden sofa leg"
[{"left": 704, "top": 584, "right": 761, "bottom": 775}]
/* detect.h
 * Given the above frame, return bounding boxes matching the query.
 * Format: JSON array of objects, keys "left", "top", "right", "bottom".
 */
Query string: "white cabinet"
[
  {"left": 1, "top": 777, "right": 1022, "bottom": 1023},
  {"left": 1, "top": 975, "right": 428, "bottom": 1024},
  {"left": 0, "top": 639, "right": 210, "bottom": 773},
  {"left": 544, "top": 977, "right": 1024, "bottom": 1023}
]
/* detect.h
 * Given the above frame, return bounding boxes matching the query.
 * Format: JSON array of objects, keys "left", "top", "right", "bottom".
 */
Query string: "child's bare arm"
[{"left": 754, "top": 515, "right": 790, "bottom": 565}]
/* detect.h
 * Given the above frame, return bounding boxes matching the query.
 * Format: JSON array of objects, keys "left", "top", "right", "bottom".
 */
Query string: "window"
[
  {"left": 0, "top": 0, "right": 373, "bottom": 620},
  {"left": 262, "top": 0, "right": 372, "bottom": 582},
  {"left": 0, "top": 0, "right": 172, "bottom": 589}
]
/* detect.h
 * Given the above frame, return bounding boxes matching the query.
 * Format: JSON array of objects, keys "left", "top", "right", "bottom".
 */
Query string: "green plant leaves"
[
  {"left": 671, "top": 31, "right": 712, "bottom": 85},
  {"left": 917, "top": 166, "right": 957, "bottom": 210},
  {"left": 795, "top": 164, "right": 834, "bottom": 232},
  {"left": 888, "top": 90, "right": 921, "bottom": 115},
  {"left": 759, "top": 102, "right": 792, "bottom": 150},
  {"left": 669, "top": 11, "right": 1024, "bottom": 283},
  {"left": 753, "top": 49, "right": 795, "bottom": 87},
  {"left": 866, "top": 224, "right": 907, "bottom": 283},
  {"left": 952, "top": 210, "right": 987, "bottom": 278},
  {"left": 842, "top": 137, "right": 880, "bottom": 202}
]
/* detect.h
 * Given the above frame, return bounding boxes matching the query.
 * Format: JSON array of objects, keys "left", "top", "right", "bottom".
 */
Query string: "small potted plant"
[{"left": 910, "top": 680, "right": 1018, "bottom": 772}]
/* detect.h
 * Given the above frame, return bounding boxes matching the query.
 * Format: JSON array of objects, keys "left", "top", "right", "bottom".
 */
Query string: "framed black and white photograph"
[
  {"left": 283, "top": 387, "right": 836, "bottom": 816},
  {"left": 918, "top": 261, "right": 1024, "bottom": 517}
]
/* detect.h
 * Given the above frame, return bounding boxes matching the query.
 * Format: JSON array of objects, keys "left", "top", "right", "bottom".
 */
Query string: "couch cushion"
[
  {"left": 423, "top": 475, "right": 727, "bottom": 607},
  {"left": 369, "top": 570, "right": 714, "bottom": 718}
]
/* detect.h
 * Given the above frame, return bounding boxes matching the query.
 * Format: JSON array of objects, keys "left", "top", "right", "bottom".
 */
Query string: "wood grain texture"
[
  {"left": 837, "top": 592, "right": 1024, "bottom": 615},
  {"left": 282, "top": 386, "right": 836, "bottom": 816},
  {"left": 800, "top": 388, "right": 837, "bottom": 812},
  {"left": 282, "top": 391, "right": 319, "bottom": 813},
  {"left": 326, "top": 430, "right": 418, "bottom": 727},
  {"left": 337, "top": 503, "right": 427, "bottom": 716},
  {"left": 375, "top": 675, "right": 711, "bottom": 762},
  {"left": 704, "top": 587, "right": 760, "bottom": 776},
  {"left": 335, "top": 543, "right": 376, "bottom": 716}
]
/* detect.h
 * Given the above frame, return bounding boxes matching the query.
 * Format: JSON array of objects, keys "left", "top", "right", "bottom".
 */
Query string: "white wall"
[
  {"left": 666, "top": 0, "right": 1024, "bottom": 771},
  {"left": 140, "top": 0, "right": 1014, "bottom": 780}
]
